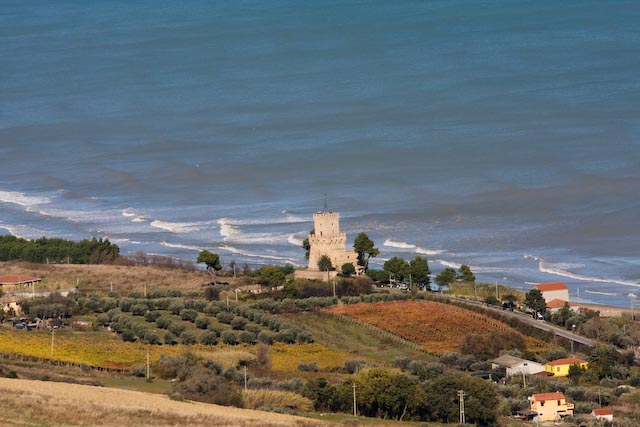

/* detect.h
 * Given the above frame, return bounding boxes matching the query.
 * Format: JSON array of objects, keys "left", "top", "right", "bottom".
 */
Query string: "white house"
[
  {"left": 491, "top": 355, "right": 544, "bottom": 377},
  {"left": 534, "top": 282, "right": 569, "bottom": 304}
]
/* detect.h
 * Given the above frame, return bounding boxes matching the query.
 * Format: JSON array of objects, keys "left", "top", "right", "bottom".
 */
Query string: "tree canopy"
[
  {"left": 524, "top": 288, "right": 547, "bottom": 318},
  {"left": 0, "top": 235, "right": 119, "bottom": 264},
  {"left": 435, "top": 267, "right": 457, "bottom": 288},
  {"left": 458, "top": 264, "right": 475, "bottom": 283},
  {"left": 353, "top": 233, "right": 379, "bottom": 272},
  {"left": 197, "top": 250, "right": 222, "bottom": 284}
]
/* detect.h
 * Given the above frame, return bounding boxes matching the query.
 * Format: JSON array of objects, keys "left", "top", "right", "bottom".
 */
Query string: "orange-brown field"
[{"left": 327, "top": 300, "right": 546, "bottom": 355}]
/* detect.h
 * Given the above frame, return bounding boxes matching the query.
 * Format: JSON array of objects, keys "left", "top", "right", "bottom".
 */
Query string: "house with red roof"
[
  {"left": 544, "top": 357, "right": 588, "bottom": 377},
  {"left": 529, "top": 391, "right": 574, "bottom": 422},
  {"left": 591, "top": 407, "right": 613, "bottom": 422},
  {"left": 534, "top": 282, "right": 569, "bottom": 304}
]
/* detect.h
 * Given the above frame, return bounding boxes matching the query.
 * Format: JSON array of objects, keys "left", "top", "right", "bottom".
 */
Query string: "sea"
[{"left": 1, "top": 1, "right": 639, "bottom": 308}]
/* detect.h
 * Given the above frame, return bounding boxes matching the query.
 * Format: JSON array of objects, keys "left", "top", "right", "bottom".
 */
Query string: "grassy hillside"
[{"left": 0, "top": 377, "right": 325, "bottom": 427}]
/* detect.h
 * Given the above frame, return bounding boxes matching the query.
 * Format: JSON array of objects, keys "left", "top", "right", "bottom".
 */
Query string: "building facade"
[
  {"left": 544, "top": 357, "right": 588, "bottom": 377},
  {"left": 530, "top": 392, "right": 574, "bottom": 422}
]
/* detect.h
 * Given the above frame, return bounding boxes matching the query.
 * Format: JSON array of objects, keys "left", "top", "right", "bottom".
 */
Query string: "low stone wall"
[{"left": 294, "top": 269, "right": 338, "bottom": 282}]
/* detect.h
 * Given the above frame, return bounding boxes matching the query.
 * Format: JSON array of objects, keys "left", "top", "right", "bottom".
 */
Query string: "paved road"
[{"left": 431, "top": 294, "right": 597, "bottom": 347}]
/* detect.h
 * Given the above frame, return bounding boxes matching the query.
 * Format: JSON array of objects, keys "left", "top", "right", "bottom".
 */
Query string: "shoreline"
[{"left": 579, "top": 302, "right": 634, "bottom": 318}]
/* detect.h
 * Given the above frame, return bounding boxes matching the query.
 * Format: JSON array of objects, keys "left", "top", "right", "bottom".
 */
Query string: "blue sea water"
[{"left": 1, "top": 1, "right": 639, "bottom": 307}]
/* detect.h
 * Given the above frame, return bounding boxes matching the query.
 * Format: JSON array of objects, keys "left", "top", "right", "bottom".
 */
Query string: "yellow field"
[{"left": 269, "top": 342, "right": 353, "bottom": 373}]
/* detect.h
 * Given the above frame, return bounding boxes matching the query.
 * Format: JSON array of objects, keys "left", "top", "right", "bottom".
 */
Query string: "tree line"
[{"left": 0, "top": 235, "right": 119, "bottom": 264}]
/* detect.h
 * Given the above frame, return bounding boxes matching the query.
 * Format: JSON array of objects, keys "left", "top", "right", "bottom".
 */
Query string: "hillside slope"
[{"left": 0, "top": 378, "right": 325, "bottom": 427}]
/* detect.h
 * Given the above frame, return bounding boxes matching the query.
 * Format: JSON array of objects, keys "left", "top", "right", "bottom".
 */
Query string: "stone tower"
[{"left": 306, "top": 211, "right": 360, "bottom": 278}]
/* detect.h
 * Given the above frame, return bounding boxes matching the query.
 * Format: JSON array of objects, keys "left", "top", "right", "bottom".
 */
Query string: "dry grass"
[
  {"left": 0, "top": 261, "right": 224, "bottom": 293},
  {"left": 0, "top": 377, "right": 327, "bottom": 427},
  {"left": 243, "top": 389, "right": 314, "bottom": 412},
  {"left": 269, "top": 343, "right": 352, "bottom": 373}
]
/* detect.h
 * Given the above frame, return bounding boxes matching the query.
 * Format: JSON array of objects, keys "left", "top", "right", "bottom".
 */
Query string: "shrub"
[
  {"left": 344, "top": 359, "right": 365, "bottom": 374},
  {"left": 216, "top": 311, "right": 234, "bottom": 324},
  {"left": 144, "top": 310, "right": 162, "bottom": 322},
  {"left": 256, "top": 344, "right": 271, "bottom": 367},
  {"left": 199, "top": 331, "right": 219, "bottom": 346},
  {"left": 180, "top": 331, "right": 197, "bottom": 345},
  {"left": 121, "top": 329, "right": 137, "bottom": 342},
  {"left": 156, "top": 315, "right": 172, "bottom": 329},
  {"left": 298, "top": 362, "right": 318, "bottom": 372},
  {"left": 231, "top": 317, "right": 248, "bottom": 330},
  {"left": 243, "top": 389, "right": 313, "bottom": 412},
  {"left": 164, "top": 332, "right": 178, "bottom": 345},
  {"left": 168, "top": 322, "right": 186, "bottom": 336},
  {"left": 180, "top": 309, "right": 198, "bottom": 322},
  {"left": 276, "top": 329, "right": 297, "bottom": 344},
  {"left": 130, "top": 303, "right": 148, "bottom": 316},
  {"left": 222, "top": 331, "right": 239, "bottom": 345},
  {"left": 142, "top": 331, "right": 161, "bottom": 345},
  {"left": 195, "top": 316, "right": 211, "bottom": 329},
  {"left": 169, "top": 301, "right": 185, "bottom": 315},
  {"left": 239, "top": 331, "right": 256, "bottom": 344},
  {"left": 258, "top": 330, "right": 276, "bottom": 345}
]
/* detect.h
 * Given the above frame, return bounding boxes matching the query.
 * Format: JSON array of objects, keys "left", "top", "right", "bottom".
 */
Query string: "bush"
[
  {"left": 164, "top": 332, "right": 178, "bottom": 345},
  {"left": 180, "top": 331, "right": 197, "bottom": 345},
  {"left": 168, "top": 322, "right": 187, "bottom": 337},
  {"left": 298, "top": 362, "right": 318, "bottom": 372},
  {"left": 239, "top": 331, "right": 256, "bottom": 344},
  {"left": 222, "top": 331, "right": 239, "bottom": 345},
  {"left": 156, "top": 315, "right": 172, "bottom": 329},
  {"left": 243, "top": 389, "right": 313, "bottom": 412},
  {"left": 144, "top": 310, "right": 162, "bottom": 322},
  {"left": 143, "top": 331, "right": 161, "bottom": 345},
  {"left": 231, "top": 317, "right": 248, "bottom": 330},
  {"left": 199, "top": 331, "right": 219, "bottom": 346},
  {"left": 276, "top": 329, "right": 296, "bottom": 344},
  {"left": 216, "top": 311, "right": 234, "bottom": 324},
  {"left": 344, "top": 359, "right": 365, "bottom": 374},
  {"left": 169, "top": 301, "right": 185, "bottom": 315},
  {"left": 180, "top": 309, "right": 198, "bottom": 322},
  {"left": 121, "top": 329, "right": 137, "bottom": 342},
  {"left": 194, "top": 316, "right": 211, "bottom": 329},
  {"left": 130, "top": 303, "right": 148, "bottom": 316},
  {"left": 258, "top": 330, "right": 276, "bottom": 345}
]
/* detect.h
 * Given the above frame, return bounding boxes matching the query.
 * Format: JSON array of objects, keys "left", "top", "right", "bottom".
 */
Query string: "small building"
[
  {"left": 491, "top": 354, "right": 544, "bottom": 377},
  {"left": 530, "top": 391, "right": 574, "bottom": 422},
  {"left": 234, "top": 284, "right": 268, "bottom": 295},
  {"left": 591, "top": 407, "right": 614, "bottom": 422},
  {"left": 546, "top": 298, "right": 580, "bottom": 314},
  {"left": 544, "top": 357, "right": 588, "bottom": 377},
  {"left": 534, "top": 282, "right": 569, "bottom": 304}
]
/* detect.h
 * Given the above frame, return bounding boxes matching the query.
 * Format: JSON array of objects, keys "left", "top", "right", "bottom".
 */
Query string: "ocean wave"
[
  {"left": 122, "top": 208, "right": 136, "bottom": 217},
  {"left": 434, "top": 259, "right": 462, "bottom": 270},
  {"left": 584, "top": 290, "right": 619, "bottom": 297},
  {"left": 150, "top": 220, "right": 207, "bottom": 233},
  {"left": 0, "top": 190, "right": 51, "bottom": 207},
  {"left": 219, "top": 213, "right": 310, "bottom": 228},
  {"left": 524, "top": 254, "right": 640, "bottom": 288},
  {"left": 287, "top": 233, "right": 305, "bottom": 247},
  {"left": 383, "top": 239, "right": 444, "bottom": 255},
  {"left": 219, "top": 245, "right": 302, "bottom": 266},
  {"left": 160, "top": 241, "right": 204, "bottom": 252},
  {"left": 132, "top": 216, "right": 147, "bottom": 223},
  {"left": 218, "top": 218, "right": 290, "bottom": 244}
]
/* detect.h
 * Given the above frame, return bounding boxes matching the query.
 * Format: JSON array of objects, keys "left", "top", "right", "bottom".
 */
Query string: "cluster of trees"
[
  {"left": 303, "top": 369, "right": 499, "bottom": 425},
  {"left": 20, "top": 293, "right": 79, "bottom": 319},
  {"left": 434, "top": 264, "right": 475, "bottom": 288},
  {"left": 0, "top": 235, "right": 119, "bottom": 264},
  {"left": 377, "top": 256, "right": 431, "bottom": 288}
]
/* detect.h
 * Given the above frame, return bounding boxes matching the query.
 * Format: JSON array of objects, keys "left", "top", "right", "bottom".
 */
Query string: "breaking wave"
[
  {"left": 160, "top": 241, "right": 204, "bottom": 252},
  {"left": 0, "top": 189, "right": 51, "bottom": 207},
  {"left": 150, "top": 220, "right": 207, "bottom": 233},
  {"left": 524, "top": 254, "right": 640, "bottom": 288},
  {"left": 383, "top": 239, "right": 444, "bottom": 255},
  {"left": 218, "top": 218, "right": 290, "bottom": 244},
  {"left": 219, "top": 245, "right": 302, "bottom": 266}
]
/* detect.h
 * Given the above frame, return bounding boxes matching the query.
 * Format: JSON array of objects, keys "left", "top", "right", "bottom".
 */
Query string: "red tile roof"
[
  {"left": 546, "top": 357, "right": 587, "bottom": 366},
  {"left": 546, "top": 299, "right": 577, "bottom": 309},
  {"left": 534, "top": 282, "right": 568, "bottom": 292},
  {"left": 0, "top": 275, "right": 42, "bottom": 285},
  {"left": 592, "top": 407, "right": 613, "bottom": 416},
  {"left": 532, "top": 392, "right": 565, "bottom": 402}
]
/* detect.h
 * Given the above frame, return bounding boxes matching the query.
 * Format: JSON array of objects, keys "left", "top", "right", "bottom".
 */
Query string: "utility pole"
[
  {"left": 495, "top": 281, "right": 498, "bottom": 300},
  {"left": 458, "top": 389, "right": 466, "bottom": 424},
  {"left": 50, "top": 328, "right": 55, "bottom": 358},
  {"left": 144, "top": 283, "right": 147, "bottom": 298},
  {"left": 110, "top": 281, "right": 113, "bottom": 293},
  {"left": 146, "top": 350, "right": 150, "bottom": 381},
  {"left": 352, "top": 383, "right": 357, "bottom": 416},
  {"left": 244, "top": 365, "right": 248, "bottom": 392},
  {"left": 332, "top": 279, "right": 336, "bottom": 298}
]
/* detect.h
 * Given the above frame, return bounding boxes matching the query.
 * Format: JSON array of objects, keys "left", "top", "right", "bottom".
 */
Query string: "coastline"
[{"left": 579, "top": 303, "right": 634, "bottom": 318}]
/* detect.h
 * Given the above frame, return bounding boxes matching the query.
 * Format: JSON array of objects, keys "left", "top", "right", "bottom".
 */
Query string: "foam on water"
[
  {"left": 0, "top": 190, "right": 51, "bottom": 207},
  {"left": 383, "top": 239, "right": 444, "bottom": 255}
]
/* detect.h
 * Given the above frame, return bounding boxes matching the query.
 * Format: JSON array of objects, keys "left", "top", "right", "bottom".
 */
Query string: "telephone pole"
[
  {"left": 50, "top": 328, "right": 55, "bottom": 358},
  {"left": 458, "top": 389, "right": 466, "bottom": 424},
  {"left": 352, "top": 383, "right": 357, "bottom": 416}
]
